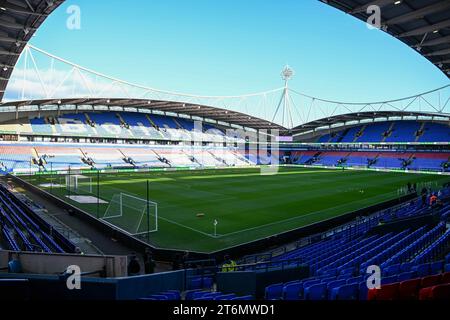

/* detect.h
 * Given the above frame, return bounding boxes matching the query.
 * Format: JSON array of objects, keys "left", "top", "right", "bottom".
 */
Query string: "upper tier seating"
[
  {"left": 418, "top": 122, "right": 450, "bottom": 143},
  {"left": 317, "top": 121, "right": 450, "bottom": 143},
  {"left": 27, "top": 112, "right": 240, "bottom": 143}
]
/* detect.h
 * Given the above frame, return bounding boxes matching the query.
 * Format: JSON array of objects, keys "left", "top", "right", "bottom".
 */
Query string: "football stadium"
[{"left": 0, "top": 0, "right": 450, "bottom": 307}]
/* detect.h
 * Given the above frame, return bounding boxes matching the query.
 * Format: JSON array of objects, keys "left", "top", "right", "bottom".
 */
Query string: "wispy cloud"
[{"left": 4, "top": 67, "right": 135, "bottom": 101}]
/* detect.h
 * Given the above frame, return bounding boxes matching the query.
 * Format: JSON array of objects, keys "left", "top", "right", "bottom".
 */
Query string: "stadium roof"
[
  {"left": 0, "top": 0, "right": 64, "bottom": 101},
  {"left": 291, "top": 110, "right": 450, "bottom": 135},
  {"left": 322, "top": 0, "right": 450, "bottom": 78},
  {"left": 0, "top": 97, "right": 286, "bottom": 131}
]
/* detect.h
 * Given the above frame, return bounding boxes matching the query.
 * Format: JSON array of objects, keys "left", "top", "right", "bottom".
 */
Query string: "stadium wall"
[
  {"left": 0, "top": 268, "right": 189, "bottom": 300},
  {"left": 0, "top": 250, "right": 127, "bottom": 277}
]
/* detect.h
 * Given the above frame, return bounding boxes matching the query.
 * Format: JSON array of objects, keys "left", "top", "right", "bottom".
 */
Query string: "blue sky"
[{"left": 15, "top": 0, "right": 450, "bottom": 102}]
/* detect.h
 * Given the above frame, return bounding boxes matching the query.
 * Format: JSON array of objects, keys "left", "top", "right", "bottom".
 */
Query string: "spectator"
[
  {"left": 143, "top": 248, "right": 152, "bottom": 262},
  {"left": 430, "top": 193, "right": 438, "bottom": 207},
  {"left": 127, "top": 253, "right": 141, "bottom": 276},
  {"left": 421, "top": 187, "right": 428, "bottom": 207},
  {"left": 221, "top": 255, "right": 237, "bottom": 272},
  {"left": 144, "top": 252, "right": 156, "bottom": 274},
  {"left": 172, "top": 254, "right": 182, "bottom": 271},
  {"left": 181, "top": 251, "right": 190, "bottom": 269}
]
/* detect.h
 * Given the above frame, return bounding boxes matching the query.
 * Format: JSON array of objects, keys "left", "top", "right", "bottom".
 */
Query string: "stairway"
[
  {"left": 367, "top": 153, "right": 380, "bottom": 168},
  {"left": 307, "top": 152, "right": 322, "bottom": 165},
  {"left": 353, "top": 125, "right": 366, "bottom": 143},
  {"left": 84, "top": 113, "right": 95, "bottom": 127},
  {"left": 185, "top": 150, "right": 201, "bottom": 166},
  {"left": 152, "top": 150, "right": 170, "bottom": 166},
  {"left": 402, "top": 154, "right": 416, "bottom": 169},
  {"left": 208, "top": 151, "right": 227, "bottom": 166},
  {"left": 31, "top": 147, "right": 46, "bottom": 170},
  {"left": 146, "top": 114, "right": 159, "bottom": 130},
  {"left": 343, "top": 152, "right": 352, "bottom": 164},
  {"left": 173, "top": 118, "right": 184, "bottom": 130},
  {"left": 116, "top": 113, "right": 130, "bottom": 129},
  {"left": 79, "top": 148, "right": 94, "bottom": 167},
  {"left": 414, "top": 122, "right": 426, "bottom": 142},
  {"left": 45, "top": 117, "right": 58, "bottom": 134},
  {"left": 118, "top": 149, "right": 134, "bottom": 166},
  {"left": 337, "top": 129, "right": 350, "bottom": 143},
  {"left": 381, "top": 122, "right": 396, "bottom": 142}
]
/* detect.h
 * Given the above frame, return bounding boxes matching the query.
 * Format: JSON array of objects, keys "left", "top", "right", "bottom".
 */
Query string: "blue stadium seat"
[
  {"left": 230, "top": 295, "right": 254, "bottom": 300},
  {"left": 400, "top": 262, "right": 414, "bottom": 273},
  {"left": 145, "top": 294, "right": 168, "bottom": 300},
  {"left": 214, "top": 294, "right": 236, "bottom": 300},
  {"left": 382, "top": 275, "right": 398, "bottom": 285},
  {"left": 160, "top": 291, "right": 181, "bottom": 300},
  {"left": 412, "top": 263, "right": 431, "bottom": 277},
  {"left": 185, "top": 289, "right": 204, "bottom": 300},
  {"left": 430, "top": 261, "right": 444, "bottom": 275},
  {"left": 265, "top": 283, "right": 284, "bottom": 300},
  {"left": 197, "top": 292, "right": 222, "bottom": 300},
  {"left": 283, "top": 282, "right": 302, "bottom": 300},
  {"left": 385, "top": 264, "right": 401, "bottom": 276},
  {"left": 331, "top": 283, "right": 359, "bottom": 300},
  {"left": 326, "top": 279, "right": 347, "bottom": 299},
  {"left": 304, "top": 283, "right": 327, "bottom": 300},
  {"left": 347, "top": 276, "right": 364, "bottom": 285},
  {"left": 397, "top": 271, "right": 416, "bottom": 282}
]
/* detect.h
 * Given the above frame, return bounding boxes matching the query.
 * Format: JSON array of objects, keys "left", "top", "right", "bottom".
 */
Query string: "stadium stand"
[
  {"left": 258, "top": 191, "right": 450, "bottom": 300},
  {"left": 0, "top": 184, "right": 76, "bottom": 253},
  {"left": 316, "top": 121, "right": 449, "bottom": 144},
  {"left": 1, "top": 181, "right": 449, "bottom": 301}
]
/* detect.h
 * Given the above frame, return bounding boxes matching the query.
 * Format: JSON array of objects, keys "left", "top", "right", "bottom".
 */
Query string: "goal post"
[
  {"left": 65, "top": 174, "right": 93, "bottom": 195},
  {"left": 102, "top": 193, "right": 158, "bottom": 235}
]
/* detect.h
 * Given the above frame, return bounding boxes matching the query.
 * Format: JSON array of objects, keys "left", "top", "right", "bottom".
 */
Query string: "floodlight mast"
[{"left": 272, "top": 65, "right": 295, "bottom": 129}]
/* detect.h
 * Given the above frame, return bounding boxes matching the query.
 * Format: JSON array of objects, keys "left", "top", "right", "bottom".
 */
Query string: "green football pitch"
[{"left": 28, "top": 167, "right": 450, "bottom": 253}]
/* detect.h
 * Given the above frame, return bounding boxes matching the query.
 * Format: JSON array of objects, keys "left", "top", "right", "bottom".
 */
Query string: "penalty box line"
[
  {"left": 92, "top": 183, "right": 222, "bottom": 238},
  {"left": 102, "top": 201, "right": 214, "bottom": 238}
]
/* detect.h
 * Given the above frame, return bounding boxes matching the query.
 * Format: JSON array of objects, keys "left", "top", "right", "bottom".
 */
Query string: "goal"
[
  {"left": 102, "top": 193, "right": 158, "bottom": 235},
  {"left": 65, "top": 174, "right": 93, "bottom": 195}
]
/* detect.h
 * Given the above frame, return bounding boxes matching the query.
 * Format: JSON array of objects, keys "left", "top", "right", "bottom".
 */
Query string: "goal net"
[
  {"left": 102, "top": 193, "right": 158, "bottom": 235},
  {"left": 65, "top": 174, "right": 93, "bottom": 195}
]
